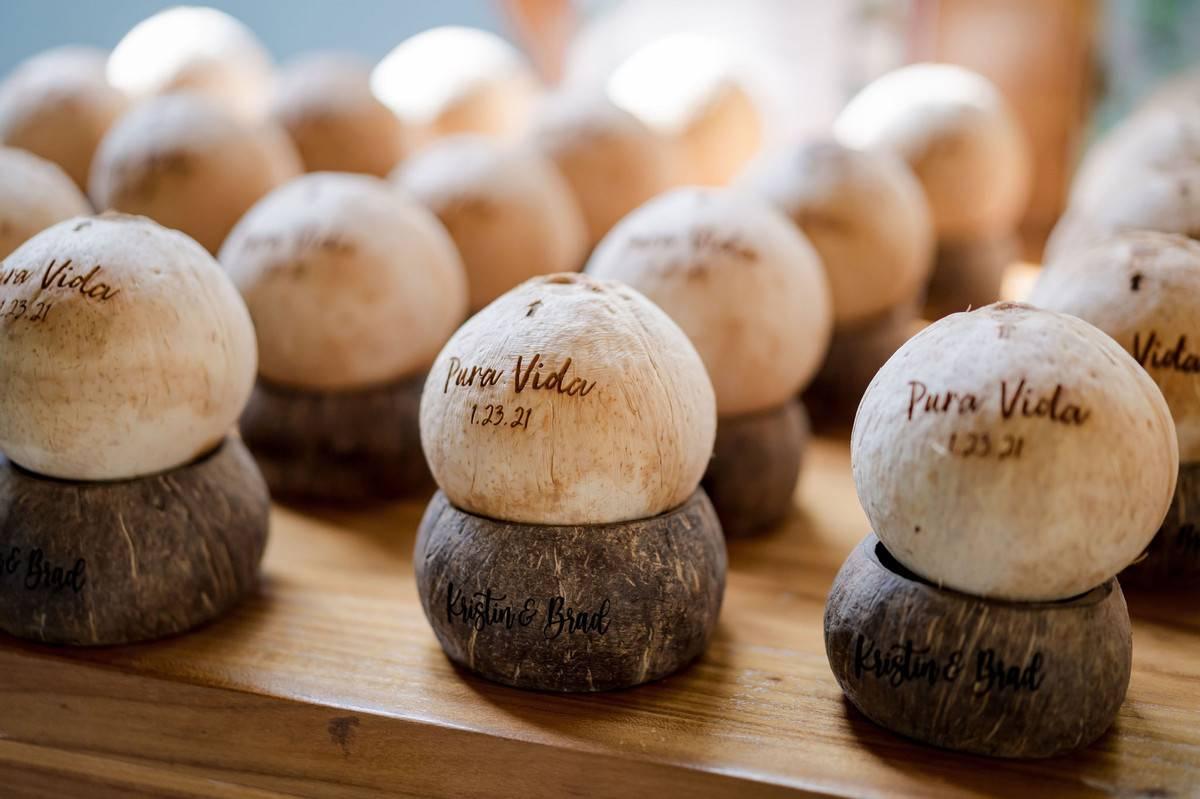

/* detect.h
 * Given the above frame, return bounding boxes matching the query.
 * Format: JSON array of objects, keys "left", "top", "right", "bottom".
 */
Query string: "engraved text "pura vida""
[
  {"left": 442, "top": 353, "right": 596, "bottom": 397},
  {"left": 906, "top": 379, "right": 1090, "bottom": 426}
]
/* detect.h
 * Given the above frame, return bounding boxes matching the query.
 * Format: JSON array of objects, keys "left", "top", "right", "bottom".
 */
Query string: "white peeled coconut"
[
  {"left": 0, "top": 146, "right": 91, "bottom": 259},
  {"left": 0, "top": 46, "right": 130, "bottom": 190},
  {"left": 394, "top": 135, "right": 587, "bottom": 311},
  {"left": 371, "top": 26, "right": 539, "bottom": 141},
  {"left": 835, "top": 63, "right": 1031, "bottom": 241},
  {"left": 220, "top": 172, "right": 467, "bottom": 391},
  {"left": 852, "top": 302, "right": 1177, "bottom": 601},
  {"left": 0, "top": 213, "right": 257, "bottom": 480},
  {"left": 420, "top": 272, "right": 717, "bottom": 525},
  {"left": 586, "top": 186, "right": 831, "bottom": 415},
  {"left": 89, "top": 93, "right": 301, "bottom": 253},
  {"left": 107, "top": 5, "right": 274, "bottom": 120},
  {"left": 606, "top": 33, "right": 762, "bottom": 186},
  {"left": 740, "top": 139, "right": 933, "bottom": 326},
  {"left": 527, "top": 90, "right": 678, "bottom": 247},
  {"left": 270, "top": 53, "right": 413, "bottom": 177},
  {"left": 1031, "top": 231, "right": 1200, "bottom": 462}
]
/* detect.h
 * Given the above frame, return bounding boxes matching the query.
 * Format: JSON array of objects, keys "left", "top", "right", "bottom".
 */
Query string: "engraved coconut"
[
  {"left": 835, "top": 63, "right": 1031, "bottom": 242},
  {"left": 394, "top": 135, "right": 587, "bottom": 312},
  {"left": 271, "top": 53, "right": 413, "bottom": 177},
  {"left": 528, "top": 91, "right": 678, "bottom": 248},
  {"left": 89, "top": 94, "right": 301, "bottom": 253},
  {"left": 851, "top": 302, "right": 1177, "bottom": 601},
  {"left": 0, "top": 46, "right": 130, "bottom": 190},
  {"left": 0, "top": 214, "right": 257, "bottom": 480},
  {"left": 419, "top": 272, "right": 717, "bottom": 525},
  {"left": 0, "top": 146, "right": 91, "bottom": 259}
]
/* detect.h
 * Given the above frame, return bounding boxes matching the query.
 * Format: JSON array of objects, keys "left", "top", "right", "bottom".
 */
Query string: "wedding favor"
[
  {"left": 395, "top": 136, "right": 587, "bottom": 312},
  {"left": 1032, "top": 231, "right": 1200, "bottom": 585},
  {"left": 416, "top": 273, "right": 725, "bottom": 691},
  {"left": 0, "top": 47, "right": 129, "bottom": 190},
  {"left": 0, "top": 214, "right": 267, "bottom": 645},
  {"left": 222, "top": 172, "right": 467, "bottom": 502},
  {"left": 89, "top": 94, "right": 301, "bottom": 253},
  {"left": 527, "top": 91, "right": 678, "bottom": 249},
  {"left": 741, "top": 140, "right": 932, "bottom": 424},
  {"left": 586, "top": 187, "right": 830, "bottom": 535},
  {"left": 827, "top": 302, "right": 1176, "bottom": 756},
  {"left": 836, "top": 64, "right": 1031, "bottom": 319},
  {"left": 0, "top": 146, "right": 90, "bottom": 259},
  {"left": 271, "top": 53, "right": 413, "bottom": 177}
]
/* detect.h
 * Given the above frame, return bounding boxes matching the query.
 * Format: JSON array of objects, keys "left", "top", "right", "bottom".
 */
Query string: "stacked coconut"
[
  {"left": 1029, "top": 67, "right": 1200, "bottom": 587},
  {"left": 826, "top": 302, "right": 1176, "bottom": 756}
]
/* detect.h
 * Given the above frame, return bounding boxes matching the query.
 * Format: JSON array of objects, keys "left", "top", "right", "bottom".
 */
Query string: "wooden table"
[{"left": 0, "top": 439, "right": 1197, "bottom": 798}]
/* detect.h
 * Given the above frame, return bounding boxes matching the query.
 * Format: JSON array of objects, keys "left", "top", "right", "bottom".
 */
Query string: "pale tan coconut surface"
[
  {"left": 528, "top": 91, "right": 678, "bottom": 248},
  {"left": 852, "top": 302, "right": 1177, "bottom": 602},
  {"left": 0, "top": 214, "right": 256, "bottom": 480},
  {"left": 371, "top": 26, "right": 538, "bottom": 141},
  {"left": 835, "top": 63, "right": 1031, "bottom": 241},
  {"left": 740, "top": 139, "right": 933, "bottom": 326},
  {"left": 0, "top": 146, "right": 91, "bottom": 260},
  {"left": 395, "top": 135, "right": 587, "bottom": 312},
  {"left": 271, "top": 53, "right": 412, "bottom": 177},
  {"left": 420, "top": 272, "right": 716, "bottom": 525},
  {"left": 1068, "top": 107, "right": 1200, "bottom": 210},
  {"left": 89, "top": 94, "right": 301, "bottom": 254},
  {"left": 1045, "top": 169, "right": 1200, "bottom": 264},
  {"left": 221, "top": 172, "right": 467, "bottom": 392},
  {"left": 606, "top": 33, "right": 762, "bottom": 187},
  {"left": 0, "top": 46, "right": 130, "bottom": 190},
  {"left": 107, "top": 5, "right": 274, "bottom": 121},
  {"left": 1031, "top": 231, "right": 1200, "bottom": 462},
  {"left": 586, "top": 187, "right": 831, "bottom": 416}
]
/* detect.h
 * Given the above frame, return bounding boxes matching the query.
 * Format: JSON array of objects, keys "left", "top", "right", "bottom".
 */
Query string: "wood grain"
[{"left": 0, "top": 439, "right": 1197, "bottom": 797}]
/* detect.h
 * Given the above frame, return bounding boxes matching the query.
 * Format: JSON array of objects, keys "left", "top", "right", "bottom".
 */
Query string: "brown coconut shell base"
[
  {"left": 805, "top": 303, "right": 919, "bottom": 432},
  {"left": 239, "top": 373, "right": 431, "bottom": 504},
  {"left": 924, "top": 235, "right": 1018, "bottom": 320},
  {"left": 0, "top": 436, "right": 269, "bottom": 647},
  {"left": 1121, "top": 460, "right": 1200, "bottom": 587},
  {"left": 702, "top": 398, "right": 808, "bottom": 538},
  {"left": 415, "top": 489, "right": 726, "bottom": 692},
  {"left": 825, "top": 534, "right": 1131, "bottom": 758}
]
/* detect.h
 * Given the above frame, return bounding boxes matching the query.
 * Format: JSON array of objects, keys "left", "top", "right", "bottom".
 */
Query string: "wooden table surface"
[{"left": 0, "top": 438, "right": 1197, "bottom": 798}]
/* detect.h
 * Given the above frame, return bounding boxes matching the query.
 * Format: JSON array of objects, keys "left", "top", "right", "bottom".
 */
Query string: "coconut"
[
  {"left": 220, "top": 172, "right": 467, "bottom": 392},
  {"left": 606, "top": 33, "right": 762, "bottom": 186},
  {"left": 419, "top": 272, "right": 716, "bottom": 525},
  {"left": 740, "top": 139, "right": 932, "bottom": 326},
  {"left": 527, "top": 91, "right": 677, "bottom": 247},
  {"left": 586, "top": 186, "right": 831, "bottom": 415},
  {"left": 271, "top": 53, "right": 413, "bottom": 177},
  {"left": 394, "top": 135, "right": 587, "bottom": 311},
  {"left": 0, "top": 146, "right": 91, "bottom": 259},
  {"left": 107, "top": 5, "right": 273, "bottom": 120},
  {"left": 0, "top": 47, "right": 130, "bottom": 190},
  {"left": 1030, "top": 231, "right": 1200, "bottom": 462},
  {"left": 0, "top": 214, "right": 256, "bottom": 481},
  {"left": 851, "top": 302, "right": 1177, "bottom": 601},
  {"left": 835, "top": 63, "right": 1031, "bottom": 241},
  {"left": 89, "top": 94, "right": 301, "bottom": 253},
  {"left": 371, "top": 26, "right": 539, "bottom": 141}
]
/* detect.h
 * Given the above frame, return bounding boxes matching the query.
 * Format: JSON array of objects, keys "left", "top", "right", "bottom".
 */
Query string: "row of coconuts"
[
  {"left": 0, "top": 7, "right": 1037, "bottom": 518},
  {"left": 822, "top": 59, "right": 1200, "bottom": 758},
  {"left": 0, "top": 6, "right": 1194, "bottom": 743}
]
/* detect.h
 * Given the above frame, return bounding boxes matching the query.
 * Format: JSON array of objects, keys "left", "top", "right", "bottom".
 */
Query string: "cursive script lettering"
[
  {"left": 514, "top": 354, "right": 596, "bottom": 397},
  {"left": 40, "top": 259, "right": 120, "bottom": 301},
  {"left": 1132, "top": 331, "right": 1200, "bottom": 374}
]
